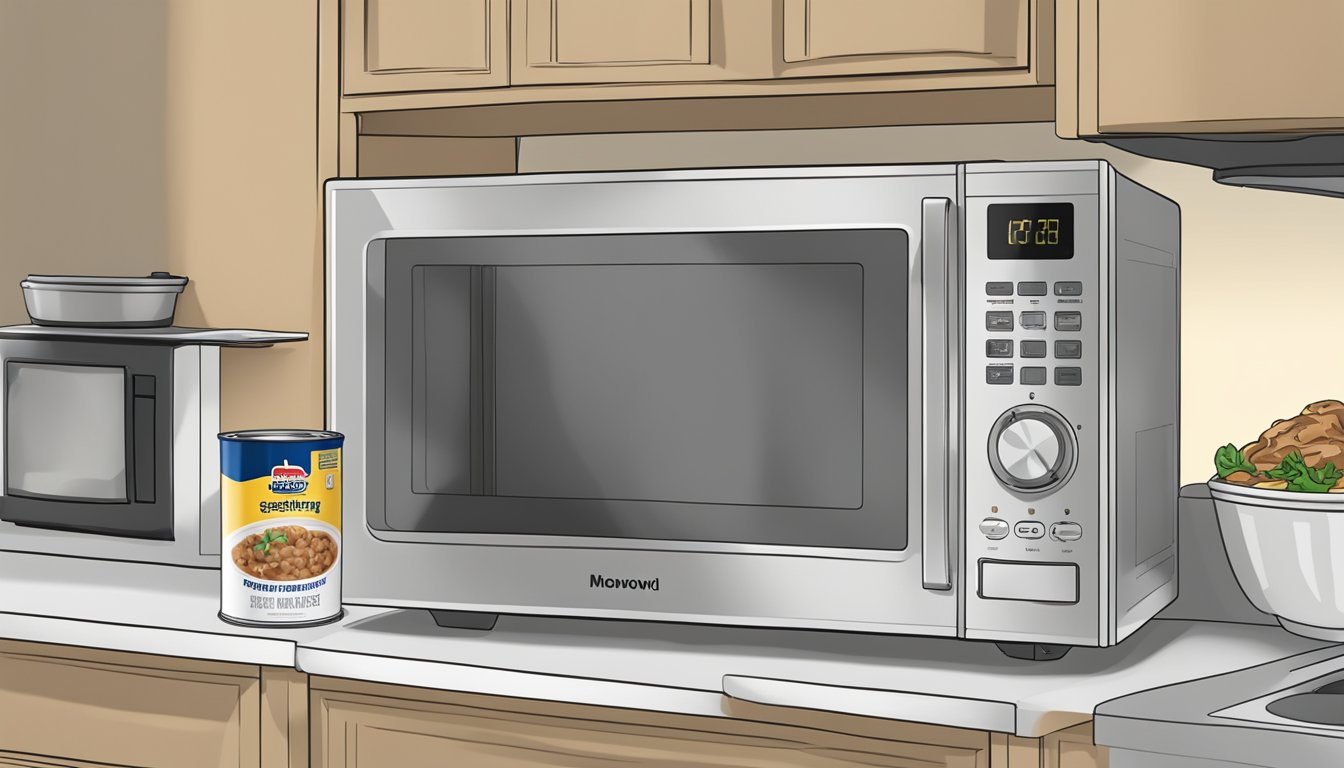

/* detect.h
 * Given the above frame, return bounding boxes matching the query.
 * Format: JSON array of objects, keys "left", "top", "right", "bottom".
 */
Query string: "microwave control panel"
[{"left": 960, "top": 171, "right": 1103, "bottom": 646}]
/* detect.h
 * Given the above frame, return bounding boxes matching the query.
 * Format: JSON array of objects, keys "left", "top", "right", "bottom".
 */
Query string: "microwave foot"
[
  {"left": 429, "top": 609, "right": 499, "bottom": 631},
  {"left": 995, "top": 642, "right": 1071, "bottom": 661}
]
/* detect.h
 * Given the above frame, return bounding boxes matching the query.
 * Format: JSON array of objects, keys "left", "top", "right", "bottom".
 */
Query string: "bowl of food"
[{"left": 1209, "top": 399, "right": 1344, "bottom": 640}]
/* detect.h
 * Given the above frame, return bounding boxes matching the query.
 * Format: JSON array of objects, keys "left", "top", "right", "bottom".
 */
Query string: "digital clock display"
[{"left": 987, "top": 203, "right": 1074, "bottom": 260}]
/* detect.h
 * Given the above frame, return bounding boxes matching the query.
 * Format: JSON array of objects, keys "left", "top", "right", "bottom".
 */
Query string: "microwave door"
[
  {"left": 0, "top": 344, "right": 173, "bottom": 540},
  {"left": 379, "top": 230, "right": 912, "bottom": 552}
]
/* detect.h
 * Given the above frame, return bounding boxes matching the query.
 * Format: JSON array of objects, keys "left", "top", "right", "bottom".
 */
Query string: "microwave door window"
[
  {"left": 493, "top": 264, "right": 863, "bottom": 509},
  {"left": 6, "top": 363, "right": 127, "bottom": 501},
  {"left": 382, "top": 230, "right": 909, "bottom": 550}
]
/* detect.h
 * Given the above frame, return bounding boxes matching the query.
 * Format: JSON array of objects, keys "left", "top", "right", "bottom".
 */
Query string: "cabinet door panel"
[
  {"left": 780, "top": 0, "right": 1028, "bottom": 77},
  {"left": 514, "top": 0, "right": 730, "bottom": 85},
  {"left": 344, "top": 0, "right": 508, "bottom": 94},
  {"left": 1096, "top": 0, "right": 1344, "bottom": 132},
  {"left": 314, "top": 684, "right": 994, "bottom": 768},
  {"left": 0, "top": 649, "right": 258, "bottom": 768}
]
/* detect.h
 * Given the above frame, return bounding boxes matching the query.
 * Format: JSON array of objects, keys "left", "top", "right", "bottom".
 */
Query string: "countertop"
[
  {"left": 0, "top": 545, "right": 1328, "bottom": 738},
  {"left": 1096, "top": 644, "right": 1344, "bottom": 768}
]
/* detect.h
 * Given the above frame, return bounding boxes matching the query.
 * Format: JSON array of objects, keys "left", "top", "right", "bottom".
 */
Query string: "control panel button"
[
  {"left": 1054, "top": 311, "right": 1082, "bottom": 331},
  {"left": 987, "top": 311, "right": 1014, "bottom": 331},
  {"left": 987, "top": 365, "right": 1014, "bottom": 385},
  {"left": 986, "top": 281, "right": 1014, "bottom": 296},
  {"left": 1055, "top": 340, "right": 1082, "bottom": 359},
  {"left": 1020, "top": 340, "right": 1047, "bottom": 358},
  {"left": 1055, "top": 367, "right": 1083, "bottom": 386},
  {"left": 1017, "top": 281, "right": 1047, "bottom": 296},
  {"left": 1020, "top": 311, "right": 1046, "bottom": 330},
  {"left": 980, "top": 518, "right": 1010, "bottom": 540},
  {"left": 986, "top": 339, "right": 1014, "bottom": 358},
  {"left": 1020, "top": 366, "right": 1047, "bottom": 385},
  {"left": 1054, "top": 281, "right": 1084, "bottom": 296},
  {"left": 1050, "top": 522, "right": 1083, "bottom": 542},
  {"left": 1014, "top": 521, "right": 1045, "bottom": 539}
]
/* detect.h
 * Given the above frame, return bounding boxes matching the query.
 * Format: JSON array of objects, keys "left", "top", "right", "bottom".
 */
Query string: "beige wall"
[
  {"left": 0, "top": 0, "right": 167, "bottom": 318},
  {"left": 0, "top": 0, "right": 325, "bottom": 431},
  {"left": 519, "top": 124, "right": 1344, "bottom": 485}
]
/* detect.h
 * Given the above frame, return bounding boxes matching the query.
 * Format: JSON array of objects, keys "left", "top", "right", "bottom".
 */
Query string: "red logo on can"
[{"left": 269, "top": 460, "right": 308, "bottom": 494}]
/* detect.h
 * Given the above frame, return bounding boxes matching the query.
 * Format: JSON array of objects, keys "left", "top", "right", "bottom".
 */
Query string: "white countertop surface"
[
  {"left": 297, "top": 609, "right": 1327, "bottom": 737},
  {"left": 0, "top": 551, "right": 356, "bottom": 667},
  {"left": 0, "top": 550, "right": 1328, "bottom": 737}
]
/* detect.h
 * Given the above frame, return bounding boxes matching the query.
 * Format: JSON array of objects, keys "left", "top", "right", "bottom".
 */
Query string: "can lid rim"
[{"left": 219, "top": 430, "right": 344, "bottom": 442}]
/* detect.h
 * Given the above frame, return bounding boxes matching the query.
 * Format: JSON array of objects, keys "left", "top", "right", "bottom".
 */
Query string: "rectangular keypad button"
[
  {"left": 1055, "top": 340, "right": 1082, "bottom": 359},
  {"left": 1017, "top": 281, "right": 1047, "bottom": 296},
  {"left": 1020, "top": 340, "right": 1047, "bottom": 358},
  {"left": 987, "top": 365, "right": 1014, "bottom": 385},
  {"left": 987, "top": 312, "right": 1014, "bottom": 331},
  {"left": 1054, "top": 281, "right": 1084, "bottom": 296},
  {"left": 986, "top": 282, "right": 1014, "bottom": 296},
  {"left": 1055, "top": 367, "right": 1083, "bottom": 386},
  {"left": 1020, "top": 311, "right": 1046, "bottom": 330},
  {"left": 987, "top": 340, "right": 1014, "bottom": 358},
  {"left": 1054, "top": 311, "right": 1082, "bottom": 331},
  {"left": 1020, "top": 366, "right": 1047, "bottom": 385}
]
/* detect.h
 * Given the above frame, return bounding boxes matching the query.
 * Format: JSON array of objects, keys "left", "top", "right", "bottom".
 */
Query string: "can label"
[{"left": 221, "top": 435, "right": 342, "bottom": 625}]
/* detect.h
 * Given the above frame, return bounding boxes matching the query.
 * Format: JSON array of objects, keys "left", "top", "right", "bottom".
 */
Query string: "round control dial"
[{"left": 988, "top": 405, "right": 1077, "bottom": 493}]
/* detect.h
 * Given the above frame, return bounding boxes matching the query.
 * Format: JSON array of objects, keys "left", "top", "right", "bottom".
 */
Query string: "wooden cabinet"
[
  {"left": 513, "top": 0, "right": 723, "bottom": 85},
  {"left": 342, "top": 0, "right": 1050, "bottom": 107},
  {"left": 342, "top": 0, "right": 509, "bottom": 94},
  {"left": 1057, "top": 0, "right": 1344, "bottom": 136},
  {"left": 312, "top": 677, "right": 999, "bottom": 767},
  {"left": 312, "top": 676, "right": 1109, "bottom": 768},
  {"left": 779, "top": 0, "right": 1029, "bottom": 79},
  {"left": 0, "top": 641, "right": 305, "bottom": 768}
]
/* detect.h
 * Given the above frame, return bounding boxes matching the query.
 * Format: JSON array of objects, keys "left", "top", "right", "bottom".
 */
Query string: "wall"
[
  {"left": 0, "top": 0, "right": 326, "bottom": 431},
  {"left": 0, "top": 0, "right": 166, "bottom": 313},
  {"left": 518, "top": 123, "right": 1344, "bottom": 485}
]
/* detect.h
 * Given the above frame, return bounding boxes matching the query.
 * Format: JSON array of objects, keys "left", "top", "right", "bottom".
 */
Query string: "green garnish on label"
[
  {"left": 1261, "top": 450, "right": 1343, "bottom": 492},
  {"left": 252, "top": 530, "right": 288, "bottom": 553},
  {"left": 1214, "top": 443, "right": 1256, "bottom": 478}
]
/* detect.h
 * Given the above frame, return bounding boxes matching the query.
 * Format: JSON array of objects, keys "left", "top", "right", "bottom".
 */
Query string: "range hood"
[{"left": 1095, "top": 134, "right": 1344, "bottom": 199}]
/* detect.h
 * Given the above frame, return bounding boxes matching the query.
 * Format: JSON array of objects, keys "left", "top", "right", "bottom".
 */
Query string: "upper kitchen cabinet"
[
  {"left": 1057, "top": 0, "right": 1344, "bottom": 136},
  {"left": 341, "top": 0, "right": 1051, "bottom": 111},
  {"left": 342, "top": 0, "right": 509, "bottom": 94},
  {"left": 778, "top": 0, "right": 1029, "bottom": 79}
]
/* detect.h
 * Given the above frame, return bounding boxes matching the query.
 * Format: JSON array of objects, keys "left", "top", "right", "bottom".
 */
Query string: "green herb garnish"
[
  {"left": 1260, "top": 450, "right": 1343, "bottom": 492},
  {"left": 1290, "top": 461, "right": 1343, "bottom": 493},
  {"left": 252, "top": 530, "right": 288, "bottom": 553},
  {"left": 1214, "top": 443, "right": 1257, "bottom": 478}
]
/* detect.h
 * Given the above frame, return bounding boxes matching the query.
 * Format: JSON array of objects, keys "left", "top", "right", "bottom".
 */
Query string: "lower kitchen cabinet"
[
  {"left": 0, "top": 639, "right": 1109, "bottom": 768},
  {"left": 0, "top": 640, "right": 305, "bottom": 768},
  {"left": 312, "top": 677, "right": 1108, "bottom": 768}
]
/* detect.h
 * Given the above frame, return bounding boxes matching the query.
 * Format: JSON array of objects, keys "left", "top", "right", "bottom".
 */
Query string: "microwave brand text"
[{"left": 590, "top": 574, "right": 660, "bottom": 591}]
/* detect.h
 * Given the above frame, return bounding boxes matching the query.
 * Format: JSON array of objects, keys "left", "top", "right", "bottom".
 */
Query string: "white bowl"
[
  {"left": 1209, "top": 478, "right": 1344, "bottom": 640},
  {"left": 21, "top": 273, "right": 187, "bottom": 327}
]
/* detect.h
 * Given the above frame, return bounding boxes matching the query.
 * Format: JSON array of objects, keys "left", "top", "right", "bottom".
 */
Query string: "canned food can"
[{"left": 219, "top": 429, "right": 344, "bottom": 627}]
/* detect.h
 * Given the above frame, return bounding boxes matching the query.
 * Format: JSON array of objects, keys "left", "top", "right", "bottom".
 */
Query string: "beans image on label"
[{"left": 232, "top": 525, "right": 337, "bottom": 581}]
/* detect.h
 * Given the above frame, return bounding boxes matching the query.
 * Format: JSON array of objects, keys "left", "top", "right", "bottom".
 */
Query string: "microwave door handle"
[{"left": 921, "top": 197, "right": 954, "bottom": 591}]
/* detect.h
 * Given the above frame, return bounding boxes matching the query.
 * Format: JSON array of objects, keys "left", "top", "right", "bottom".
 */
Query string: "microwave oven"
[
  {"left": 0, "top": 326, "right": 305, "bottom": 566},
  {"left": 328, "top": 160, "right": 1181, "bottom": 652}
]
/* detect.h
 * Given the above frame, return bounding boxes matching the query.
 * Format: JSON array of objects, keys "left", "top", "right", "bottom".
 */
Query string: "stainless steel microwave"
[{"left": 327, "top": 161, "right": 1180, "bottom": 652}]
